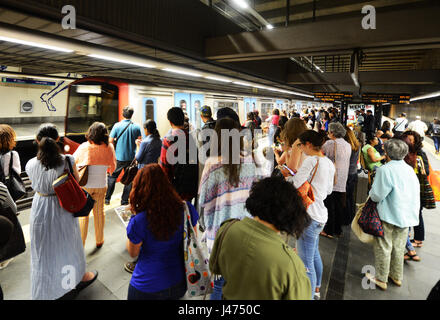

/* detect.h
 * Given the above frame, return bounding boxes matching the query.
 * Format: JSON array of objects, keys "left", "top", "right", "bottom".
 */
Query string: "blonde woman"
[
  {"left": 344, "top": 126, "right": 361, "bottom": 224},
  {"left": 74, "top": 122, "right": 116, "bottom": 248}
]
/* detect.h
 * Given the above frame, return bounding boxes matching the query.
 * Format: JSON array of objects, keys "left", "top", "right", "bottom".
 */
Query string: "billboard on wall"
[
  {"left": 347, "top": 104, "right": 375, "bottom": 124},
  {"left": 244, "top": 98, "right": 257, "bottom": 115},
  {"left": 191, "top": 94, "right": 204, "bottom": 130}
]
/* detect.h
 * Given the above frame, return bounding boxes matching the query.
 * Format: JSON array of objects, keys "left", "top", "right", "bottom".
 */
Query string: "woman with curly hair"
[
  {"left": 209, "top": 176, "right": 311, "bottom": 300},
  {"left": 288, "top": 130, "right": 336, "bottom": 300},
  {"left": 126, "top": 163, "right": 199, "bottom": 300}
]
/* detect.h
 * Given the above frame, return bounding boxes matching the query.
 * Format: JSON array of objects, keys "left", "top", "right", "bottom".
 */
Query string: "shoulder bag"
[
  {"left": 78, "top": 165, "right": 89, "bottom": 187},
  {"left": 417, "top": 156, "right": 436, "bottom": 209},
  {"left": 182, "top": 202, "right": 212, "bottom": 298},
  {"left": 53, "top": 157, "right": 95, "bottom": 218},
  {"left": 351, "top": 200, "right": 374, "bottom": 244},
  {"left": 296, "top": 158, "right": 319, "bottom": 210},
  {"left": 0, "top": 152, "right": 26, "bottom": 201},
  {"left": 0, "top": 206, "right": 26, "bottom": 263},
  {"left": 121, "top": 159, "right": 138, "bottom": 186},
  {"left": 113, "top": 121, "right": 132, "bottom": 150},
  {"left": 357, "top": 198, "right": 384, "bottom": 237}
]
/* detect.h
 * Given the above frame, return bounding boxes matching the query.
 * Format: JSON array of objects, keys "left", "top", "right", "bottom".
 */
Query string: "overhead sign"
[
  {"left": 1, "top": 77, "right": 56, "bottom": 86},
  {"left": 362, "top": 93, "right": 411, "bottom": 104},
  {"left": 314, "top": 92, "right": 353, "bottom": 102}
]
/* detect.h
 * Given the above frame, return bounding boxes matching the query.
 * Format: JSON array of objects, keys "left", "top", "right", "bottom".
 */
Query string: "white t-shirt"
[
  {"left": 289, "top": 155, "right": 335, "bottom": 224},
  {"left": 83, "top": 165, "right": 108, "bottom": 189},
  {"left": 394, "top": 117, "right": 408, "bottom": 132},
  {"left": 407, "top": 120, "right": 428, "bottom": 138}
]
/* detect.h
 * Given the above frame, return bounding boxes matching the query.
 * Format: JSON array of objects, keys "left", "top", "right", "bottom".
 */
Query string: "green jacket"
[{"left": 209, "top": 217, "right": 311, "bottom": 300}]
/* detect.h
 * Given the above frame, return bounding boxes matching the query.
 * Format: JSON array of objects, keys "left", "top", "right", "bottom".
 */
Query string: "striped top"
[{"left": 198, "top": 155, "right": 259, "bottom": 253}]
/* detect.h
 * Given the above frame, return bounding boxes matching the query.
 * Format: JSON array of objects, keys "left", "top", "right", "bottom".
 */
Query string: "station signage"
[
  {"left": 1, "top": 77, "right": 56, "bottom": 86},
  {"left": 314, "top": 92, "right": 353, "bottom": 102},
  {"left": 362, "top": 93, "right": 411, "bottom": 104}
]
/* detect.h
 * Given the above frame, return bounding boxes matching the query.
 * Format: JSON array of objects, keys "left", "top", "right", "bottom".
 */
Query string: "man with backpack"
[
  {"left": 160, "top": 107, "right": 199, "bottom": 202},
  {"left": 105, "top": 106, "right": 142, "bottom": 206}
]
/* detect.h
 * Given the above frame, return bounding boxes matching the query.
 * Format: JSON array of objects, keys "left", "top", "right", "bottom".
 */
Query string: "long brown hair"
[
  {"left": 214, "top": 118, "right": 243, "bottom": 187},
  {"left": 281, "top": 118, "right": 308, "bottom": 146},
  {"left": 344, "top": 126, "right": 361, "bottom": 152},
  {"left": 129, "top": 164, "right": 184, "bottom": 241}
]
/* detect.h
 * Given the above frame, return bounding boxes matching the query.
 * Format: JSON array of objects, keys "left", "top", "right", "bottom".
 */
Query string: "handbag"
[
  {"left": 417, "top": 156, "right": 436, "bottom": 209},
  {"left": 297, "top": 158, "right": 319, "bottom": 210},
  {"left": 121, "top": 160, "right": 138, "bottom": 186},
  {"left": 0, "top": 152, "right": 26, "bottom": 201},
  {"left": 427, "top": 163, "right": 440, "bottom": 202},
  {"left": 78, "top": 165, "right": 89, "bottom": 187},
  {"left": 357, "top": 198, "right": 384, "bottom": 237},
  {"left": 351, "top": 201, "right": 374, "bottom": 244},
  {"left": 183, "top": 202, "right": 212, "bottom": 298},
  {"left": 53, "top": 157, "right": 95, "bottom": 218},
  {"left": 0, "top": 206, "right": 26, "bottom": 263}
]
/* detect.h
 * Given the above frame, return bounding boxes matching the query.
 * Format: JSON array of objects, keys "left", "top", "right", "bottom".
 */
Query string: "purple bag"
[{"left": 358, "top": 198, "right": 384, "bottom": 237}]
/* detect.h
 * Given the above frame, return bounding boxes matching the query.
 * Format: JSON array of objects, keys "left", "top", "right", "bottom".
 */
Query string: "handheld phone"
[{"left": 282, "top": 165, "right": 295, "bottom": 176}]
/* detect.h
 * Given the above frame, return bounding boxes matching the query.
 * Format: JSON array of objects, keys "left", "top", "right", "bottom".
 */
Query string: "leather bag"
[
  {"left": 0, "top": 206, "right": 26, "bottom": 263},
  {"left": 53, "top": 158, "right": 95, "bottom": 217},
  {"left": 121, "top": 160, "right": 138, "bottom": 186},
  {"left": 78, "top": 165, "right": 89, "bottom": 187},
  {"left": 0, "top": 153, "right": 26, "bottom": 201}
]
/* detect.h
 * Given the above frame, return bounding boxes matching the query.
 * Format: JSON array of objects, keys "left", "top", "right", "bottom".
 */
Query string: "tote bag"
[
  {"left": 351, "top": 201, "right": 374, "bottom": 244},
  {"left": 357, "top": 198, "right": 384, "bottom": 237},
  {"left": 183, "top": 202, "right": 212, "bottom": 298},
  {"left": 297, "top": 158, "right": 319, "bottom": 210}
]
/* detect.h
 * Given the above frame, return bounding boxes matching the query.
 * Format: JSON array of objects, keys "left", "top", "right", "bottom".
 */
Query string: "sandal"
[
  {"left": 404, "top": 252, "right": 421, "bottom": 262},
  {"left": 320, "top": 231, "right": 334, "bottom": 239},
  {"left": 410, "top": 240, "right": 423, "bottom": 248}
]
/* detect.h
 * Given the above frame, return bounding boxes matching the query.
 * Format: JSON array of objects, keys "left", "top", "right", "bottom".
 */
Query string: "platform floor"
[{"left": 1, "top": 137, "right": 440, "bottom": 300}]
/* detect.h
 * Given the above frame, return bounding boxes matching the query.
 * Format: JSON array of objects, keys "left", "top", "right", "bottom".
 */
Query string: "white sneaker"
[
  {"left": 314, "top": 292, "right": 321, "bottom": 300},
  {"left": 0, "top": 258, "right": 14, "bottom": 270}
]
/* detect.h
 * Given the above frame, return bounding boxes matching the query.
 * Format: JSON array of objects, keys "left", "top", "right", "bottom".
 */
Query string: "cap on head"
[{"left": 200, "top": 105, "right": 212, "bottom": 118}]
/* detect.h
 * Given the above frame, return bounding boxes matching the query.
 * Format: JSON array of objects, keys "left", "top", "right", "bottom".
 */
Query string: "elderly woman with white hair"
[
  {"left": 365, "top": 139, "right": 420, "bottom": 291},
  {"left": 320, "top": 122, "right": 352, "bottom": 238}
]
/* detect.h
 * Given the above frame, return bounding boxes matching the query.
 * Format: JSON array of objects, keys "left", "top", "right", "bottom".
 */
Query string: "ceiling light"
[
  {"left": 410, "top": 91, "right": 440, "bottom": 102},
  {"left": 162, "top": 68, "right": 202, "bottom": 77},
  {"left": 88, "top": 54, "right": 155, "bottom": 68},
  {"left": 205, "top": 76, "right": 232, "bottom": 83},
  {"left": 0, "top": 35, "right": 73, "bottom": 53},
  {"left": 266, "top": 24, "right": 274, "bottom": 30},
  {"left": 233, "top": 0, "right": 249, "bottom": 9},
  {"left": 233, "top": 81, "right": 252, "bottom": 87}
]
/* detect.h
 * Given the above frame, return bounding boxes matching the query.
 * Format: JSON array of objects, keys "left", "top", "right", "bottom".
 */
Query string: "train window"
[
  {"left": 213, "top": 101, "right": 239, "bottom": 119},
  {"left": 260, "top": 103, "right": 274, "bottom": 122},
  {"left": 145, "top": 99, "right": 155, "bottom": 121},
  {"left": 66, "top": 82, "right": 119, "bottom": 137}
]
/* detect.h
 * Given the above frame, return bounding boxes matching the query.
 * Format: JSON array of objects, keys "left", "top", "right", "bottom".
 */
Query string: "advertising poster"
[
  {"left": 191, "top": 94, "right": 204, "bottom": 130},
  {"left": 174, "top": 93, "right": 191, "bottom": 113},
  {"left": 244, "top": 98, "right": 257, "bottom": 115}
]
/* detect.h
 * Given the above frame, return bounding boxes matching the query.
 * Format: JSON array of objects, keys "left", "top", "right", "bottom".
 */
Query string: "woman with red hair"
[{"left": 126, "top": 163, "right": 199, "bottom": 300}]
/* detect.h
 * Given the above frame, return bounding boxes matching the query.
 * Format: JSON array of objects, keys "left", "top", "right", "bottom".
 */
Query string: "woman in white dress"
[{"left": 25, "top": 124, "right": 97, "bottom": 300}]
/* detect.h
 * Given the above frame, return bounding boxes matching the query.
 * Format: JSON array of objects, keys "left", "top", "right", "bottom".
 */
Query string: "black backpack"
[{"left": 171, "top": 131, "right": 199, "bottom": 197}]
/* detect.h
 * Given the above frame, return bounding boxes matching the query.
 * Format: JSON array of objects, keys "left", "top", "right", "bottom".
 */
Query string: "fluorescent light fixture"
[
  {"left": 266, "top": 24, "right": 274, "bottom": 30},
  {"left": 88, "top": 54, "right": 155, "bottom": 68},
  {"left": 205, "top": 76, "right": 232, "bottom": 83},
  {"left": 162, "top": 68, "right": 202, "bottom": 77},
  {"left": 233, "top": 0, "right": 249, "bottom": 9},
  {"left": 233, "top": 81, "right": 252, "bottom": 87},
  {"left": 410, "top": 91, "right": 440, "bottom": 102},
  {"left": 0, "top": 35, "right": 73, "bottom": 53},
  {"left": 76, "top": 85, "right": 102, "bottom": 94},
  {"left": 252, "top": 84, "right": 268, "bottom": 90}
]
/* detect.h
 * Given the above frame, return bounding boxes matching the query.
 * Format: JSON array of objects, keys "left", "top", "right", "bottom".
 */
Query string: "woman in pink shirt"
[
  {"left": 74, "top": 122, "right": 116, "bottom": 248},
  {"left": 267, "top": 109, "right": 280, "bottom": 146}
]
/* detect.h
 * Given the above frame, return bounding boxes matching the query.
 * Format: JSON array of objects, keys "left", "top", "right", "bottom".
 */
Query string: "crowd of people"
[{"left": 0, "top": 104, "right": 439, "bottom": 301}]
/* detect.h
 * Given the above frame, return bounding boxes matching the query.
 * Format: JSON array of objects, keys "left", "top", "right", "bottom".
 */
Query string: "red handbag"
[{"left": 53, "top": 158, "right": 87, "bottom": 214}]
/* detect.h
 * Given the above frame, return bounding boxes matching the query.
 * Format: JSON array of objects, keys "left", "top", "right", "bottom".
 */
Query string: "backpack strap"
[{"left": 114, "top": 121, "right": 132, "bottom": 144}]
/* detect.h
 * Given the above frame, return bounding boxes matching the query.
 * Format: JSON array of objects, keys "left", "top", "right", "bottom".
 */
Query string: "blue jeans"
[
  {"left": 297, "top": 219, "right": 325, "bottom": 300},
  {"left": 127, "top": 281, "right": 187, "bottom": 300},
  {"left": 267, "top": 124, "right": 277, "bottom": 146},
  {"left": 210, "top": 277, "right": 225, "bottom": 300},
  {"left": 406, "top": 233, "right": 415, "bottom": 252},
  {"left": 433, "top": 136, "right": 440, "bottom": 152}
]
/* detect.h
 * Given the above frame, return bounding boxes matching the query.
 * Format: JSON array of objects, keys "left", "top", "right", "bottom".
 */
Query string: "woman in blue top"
[
  {"left": 135, "top": 120, "right": 162, "bottom": 169},
  {"left": 126, "top": 163, "right": 198, "bottom": 300}
]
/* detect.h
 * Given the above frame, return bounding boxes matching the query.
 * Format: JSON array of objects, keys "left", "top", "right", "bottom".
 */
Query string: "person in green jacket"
[{"left": 209, "top": 176, "right": 312, "bottom": 300}]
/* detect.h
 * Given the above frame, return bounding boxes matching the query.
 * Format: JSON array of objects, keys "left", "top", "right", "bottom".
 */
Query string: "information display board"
[
  {"left": 314, "top": 92, "right": 353, "bottom": 102},
  {"left": 361, "top": 93, "right": 410, "bottom": 104}
]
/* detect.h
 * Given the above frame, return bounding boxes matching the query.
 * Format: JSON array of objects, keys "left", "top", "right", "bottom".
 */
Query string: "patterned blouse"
[{"left": 198, "top": 156, "right": 259, "bottom": 253}]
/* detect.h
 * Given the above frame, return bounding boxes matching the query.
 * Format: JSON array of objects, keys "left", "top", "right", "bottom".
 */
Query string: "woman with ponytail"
[
  {"left": 135, "top": 120, "right": 162, "bottom": 169},
  {"left": 73, "top": 122, "right": 116, "bottom": 248},
  {"left": 25, "top": 124, "right": 97, "bottom": 300}
]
